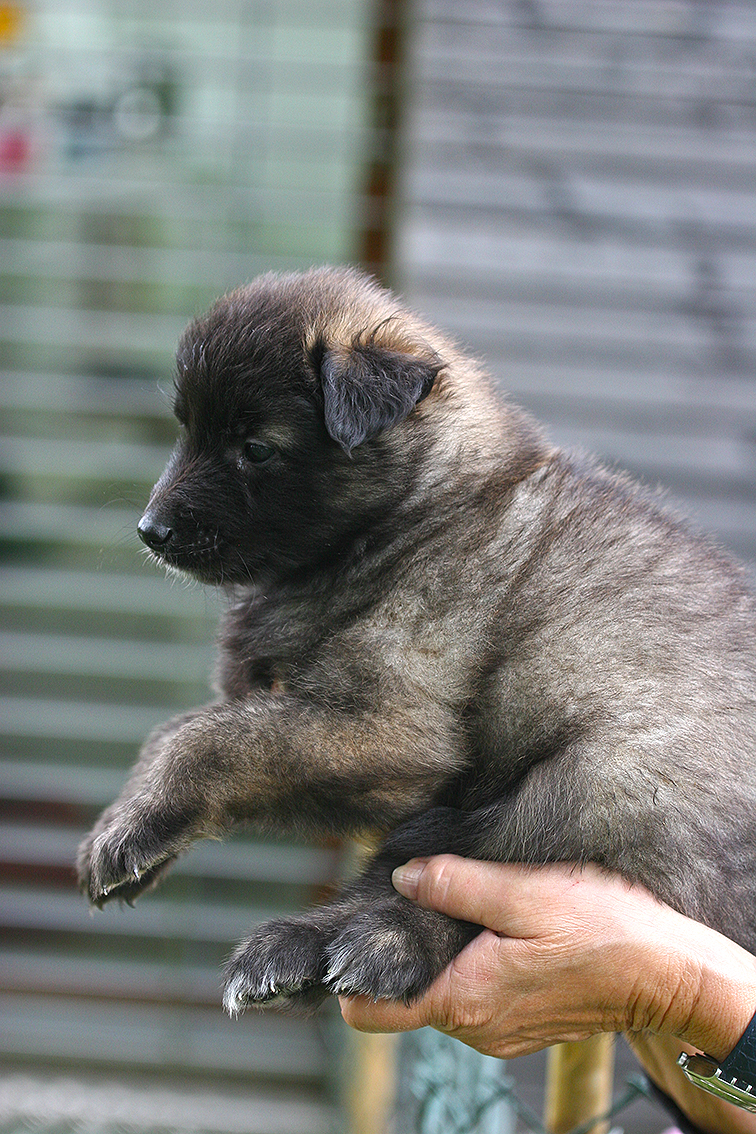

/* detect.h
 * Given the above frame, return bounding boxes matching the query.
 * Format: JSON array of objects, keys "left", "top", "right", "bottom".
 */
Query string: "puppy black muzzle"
[
  {"left": 137, "top": 511, "right": 173, "bottom": 552},
  {"left": 137, "top": 495, "right": 217, "bottom": 573}
]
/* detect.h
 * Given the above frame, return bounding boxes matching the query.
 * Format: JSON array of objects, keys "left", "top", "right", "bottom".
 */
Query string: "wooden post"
[
  {"left": 339, "top": 839, "right": 400, "bottom": 1134},
  {"left": 359, "top": 0, "right": 407, "bottom": 285},
  {"left": 344, "top": 1031, "right": 399, "bottom": 1134},
  {"left": 544, "top": 1035, "right": 616, "bottom": 1134}
]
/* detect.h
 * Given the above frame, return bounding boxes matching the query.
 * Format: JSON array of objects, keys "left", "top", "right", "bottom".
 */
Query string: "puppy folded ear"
[{"left": 320, "top": 342, "right": 441, "bottom": 453}]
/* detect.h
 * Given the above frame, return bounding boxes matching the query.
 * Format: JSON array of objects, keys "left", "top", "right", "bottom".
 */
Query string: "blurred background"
[{"left": 3, "top": 2, "right": 756, "bottom": 1133}]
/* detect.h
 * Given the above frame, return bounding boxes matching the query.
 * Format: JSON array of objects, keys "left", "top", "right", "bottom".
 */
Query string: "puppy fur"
[{"left": 78, "top": 265, "right": 756, "bottom": 1013}]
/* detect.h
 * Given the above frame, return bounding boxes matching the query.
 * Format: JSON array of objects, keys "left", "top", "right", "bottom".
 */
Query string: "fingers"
[{"left": 338, "top": 990, "right": 436, "bottom": 1034}]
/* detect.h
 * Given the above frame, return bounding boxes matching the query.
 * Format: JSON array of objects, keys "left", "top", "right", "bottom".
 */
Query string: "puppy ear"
[{"left": 320, "top": 342, "right": 441, "bottom": 452}]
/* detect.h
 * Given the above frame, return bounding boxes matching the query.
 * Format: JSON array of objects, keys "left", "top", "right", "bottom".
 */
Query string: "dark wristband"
[
  {"left": 720, "top": 1008, "right": 756, "bottom": 1085},
  {"left": 678, "top": 1008, "right": 756, "bottom": 1112}
]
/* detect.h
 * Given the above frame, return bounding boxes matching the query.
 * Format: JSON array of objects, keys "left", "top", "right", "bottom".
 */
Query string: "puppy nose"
[{"left": 137, "top": 512, "right": 173, "bottom": 551}]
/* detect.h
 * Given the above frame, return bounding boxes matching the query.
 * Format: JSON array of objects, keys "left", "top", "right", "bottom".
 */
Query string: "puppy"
[{"left": 78, "top": 265, "right": 756, "bottom": 1014}]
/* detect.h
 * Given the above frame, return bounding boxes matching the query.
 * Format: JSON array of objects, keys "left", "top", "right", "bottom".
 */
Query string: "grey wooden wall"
[
  {"left": 396, "top": 0, "right": 756, "bottom": 571},
  {"left": 394, "top": 5, "right": 756, "bottom": 1128}
]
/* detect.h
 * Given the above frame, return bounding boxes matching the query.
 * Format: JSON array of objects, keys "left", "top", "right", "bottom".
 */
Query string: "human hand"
[{"left": 339, "top": 856, "right": 756, "bottom": 1063}]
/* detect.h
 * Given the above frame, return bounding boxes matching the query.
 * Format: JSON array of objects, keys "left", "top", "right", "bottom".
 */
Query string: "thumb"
[
  {"left": 392, "top": 855, "right": 585, "bottom": 937},
  {"left": 392, "top": 854, "right": 513, "bottom": 927}
]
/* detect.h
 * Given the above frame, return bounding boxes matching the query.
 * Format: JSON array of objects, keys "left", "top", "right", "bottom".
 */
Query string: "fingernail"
[{"left": 392, "top": 859, "right": 427, "bottom": 899}]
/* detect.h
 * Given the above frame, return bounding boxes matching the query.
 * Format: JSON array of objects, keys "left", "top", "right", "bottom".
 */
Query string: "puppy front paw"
[
  {"left": 223, "top": 919, "right": 330, "bottom": 1016},
  {"left": 77, "top": 802, "right": 196, "bottom": 907},
  {"left": 325, "top": 905, "right": 478, "bottom": 1004}
]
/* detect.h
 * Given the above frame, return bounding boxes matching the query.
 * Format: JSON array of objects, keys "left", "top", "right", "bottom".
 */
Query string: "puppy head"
[{"left": 137, "top": 267, "right": 445, "bottom": 585}]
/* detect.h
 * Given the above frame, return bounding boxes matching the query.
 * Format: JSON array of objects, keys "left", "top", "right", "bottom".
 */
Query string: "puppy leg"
[
  {"left": 223, "top": 904, "right": 355, "bottom": 1015},
  {"left": 313, "top": 743, "right": 728, "bottom": 1007},
  {"left": 324, "top": 809, "right": 479, "bottom": 1001},
  {"left": 224, "top": 808, "right": 478, "bottom": 1013},
  {"left": 78, "top": 691, "right": 462, "bottom": 909}
]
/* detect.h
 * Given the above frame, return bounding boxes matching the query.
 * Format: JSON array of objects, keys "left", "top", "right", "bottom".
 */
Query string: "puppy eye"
[{"left": 243, "top": 439, "right": 275, "bottom": 464}]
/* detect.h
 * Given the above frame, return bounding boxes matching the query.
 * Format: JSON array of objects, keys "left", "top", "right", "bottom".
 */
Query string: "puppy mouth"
[
  {"left": 144, "top": 543, "right": 224, "bottom": 583},
  {"left": 143, "top": 543, "right": 224, "bottom": 584},
  {"left": 137, "top": 512, "right": 230, "bottom": 583}
]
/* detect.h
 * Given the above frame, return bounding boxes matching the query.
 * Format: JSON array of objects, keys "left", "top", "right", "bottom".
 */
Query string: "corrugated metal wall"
[
  {"left": 0, "top": 1, "right": 382, "bottom": 1130},
  {"left": 397, "top": 0, "right": 756, "bottom": 572}
]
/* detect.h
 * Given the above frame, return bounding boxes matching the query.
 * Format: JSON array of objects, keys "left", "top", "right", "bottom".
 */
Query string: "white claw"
[{"left": 223, "top": 978, "right": 245, "bottom": 1018}]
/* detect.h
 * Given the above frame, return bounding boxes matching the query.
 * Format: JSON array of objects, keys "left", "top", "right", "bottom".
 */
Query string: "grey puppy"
[{"left": 78, "top": 265, "right": 756, "bottom": 1015}]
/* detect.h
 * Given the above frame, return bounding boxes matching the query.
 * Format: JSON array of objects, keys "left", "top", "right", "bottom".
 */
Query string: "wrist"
[
  {"left": 679, "top": 941, "right": 756, "bottom": 1061},
  {"left": 615, "top": 895, "right": 756, "bottom": 1059},
  {"left": 631, "top": 1034, "right": 756, "bottom": 1133},
  {"left": 629, "top": 911, "right": 756, "bottom": 1060}
]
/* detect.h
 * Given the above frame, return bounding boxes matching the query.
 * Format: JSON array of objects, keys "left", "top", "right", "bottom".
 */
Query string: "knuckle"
[{"left": 419, "top": 854, "right": 461, "bottom": 907}]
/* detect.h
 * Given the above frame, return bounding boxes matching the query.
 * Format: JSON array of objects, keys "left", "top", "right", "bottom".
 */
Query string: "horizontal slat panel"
[
  {"left": 412, "top": 110, "right": 756, "bottom": 172},
  {"left": 38, "top": 0, "right": 363, "bottom": 23},
  {"left": 540, "top": 422, "right": 756, "bottom": 481},
  {"left": 0, "top": 994, "right": 330, "bottom": 1081},
  {"left": 497, "top": 362, "right": 756, "bottom": 415},
  {"left": 1, "top": 885, "right": 278, "bottom": 942},
  {"left": 0, "top": 502, "right": 150, "bottom": 563},
  {"left": 0, "top": 373, "right": 174, "bottom": 417},
  {"left": 0, "top": 567, "right": 222, "bottom": 619},
  {"left": 0, "top": 632, "right": 212, "bottom": 682},
  {"left": 1, "top": 822, "right": 339, "bottom": 886},
  {"left": 0, "top": 179, "right": 367, "bottom": 226},
  {"left": 0, "top": 695, "right": 172, "bottom": 743},
  {"left": 0, "top": 436, "right": 169, "bottom": 482},
  {"left": 416, "top": 50, "right": 756, "bottom": 103},
  {"left": 408, "top": 292, "right": 749, "bottom": 353},
  {"left": 0, "top": 239, "right": 301, "bottom": 288},
  {"left": 0, "top": 304, "right": 185, "bottom": 355},
  {"left": 422, "top": 0, "right": 756, "bottom": 40},
  {"left": 0, "top": 1070, "right": 337, "bottom": 1134},
  {"left": 0, "top": 758, "right": 126, "bottom": 806},
  {"left": 405, "top": 231, "right": 756, "bottom": 302},
  {"left": 1, "top": 948, "right": 224, "bottom": 1005}
]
